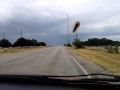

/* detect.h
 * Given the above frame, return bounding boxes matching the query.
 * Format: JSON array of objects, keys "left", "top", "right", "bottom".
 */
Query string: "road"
[{"left": 0, "top": 46, "right": 111, "bottom": 77}]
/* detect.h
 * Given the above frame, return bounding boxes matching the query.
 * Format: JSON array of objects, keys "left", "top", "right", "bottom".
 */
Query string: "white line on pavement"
[
  {"left": 67, "top": 51, "right": 92, "bottom": 78},
  {"left": 40, "top": 54, "right": 44, "bottom": 56}
]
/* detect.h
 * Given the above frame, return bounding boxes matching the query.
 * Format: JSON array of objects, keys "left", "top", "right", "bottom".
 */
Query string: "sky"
[{"left": 0, "top": 0, "right": 120, "bottom": 46}]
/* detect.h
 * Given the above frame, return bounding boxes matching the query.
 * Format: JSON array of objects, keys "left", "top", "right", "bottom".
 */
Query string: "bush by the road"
[
  {"left": 72, "top": 39, "right": 83, "bottom": 49},
  {"left": 105, "top": 45, "right": 119, "bottom": 54}
]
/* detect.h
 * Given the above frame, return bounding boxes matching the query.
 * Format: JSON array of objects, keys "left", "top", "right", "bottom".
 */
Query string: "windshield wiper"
[
  {"left": 40, "top": 74, "right": 120, "bottom": 78},
  {"left": 0, "top": 75, "right": 67, "bottom": 84},
  {"left": 29, "top": 73, "right": 120, "bottom": 80},
  {"left": 0, "top": 74, "right": 120, "bottom": 85}
]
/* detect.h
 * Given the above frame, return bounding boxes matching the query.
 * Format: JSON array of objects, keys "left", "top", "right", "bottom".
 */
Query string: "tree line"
[
  {"left": 0, "top": 37, "right": 46, "bottom": 48},
  {"left": 67, "top": 20, "right": 119, "bottom": 54},
  {"left": 82, "top": 38, "right": 120, "bottom": 46}
]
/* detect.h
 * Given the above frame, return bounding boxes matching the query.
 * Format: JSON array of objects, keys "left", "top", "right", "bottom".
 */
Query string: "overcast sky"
[{"left": 0, "top": 0, "right": 120, "bottom": 45}]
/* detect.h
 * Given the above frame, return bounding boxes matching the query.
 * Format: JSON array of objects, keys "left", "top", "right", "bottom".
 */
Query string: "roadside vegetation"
[
  {"left": 66, "top": 37, "right": 120, "bottom": 74},
  {"left": 82, "top": 38, "right": 120, "bottom": 54},
  {"left": 67, "top": 46, "right": 120, "bottom": 75},
  {"left": 0, "top": 37, "right": 47, "bottom": 54},
  {"left": 0, "top": 46, "right": 47, "bottom": 54},
  {"left": 72, "top": 39, "right": 83, "bottom": 48},
  {"left": 65, "top": 20, "right": 120, "bottom": 74},
  {"left": 68, "top": 37, "right": 120, "bottom": 74},
  {"left": 0, "top": 37, "right": 46, "bottom": 48}
]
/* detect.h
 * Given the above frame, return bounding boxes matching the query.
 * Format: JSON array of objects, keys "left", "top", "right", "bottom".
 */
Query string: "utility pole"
[
  {"left": 21, "top": 29, "right": 22, "bottom": 38},
  {"left": 21, "top": 29, "right": 23, "bottom": 47},
  {"left": 76, "top": 29, "right": 78, "bottom": 39},
  {"left": 3, "top": 33, "right": 5, "bottom": 39},
  {"left": 67, "top": 15, "right": 70, "bottom": 44},
  {"left": 67, "top": 15, "right": 68, "bottom": 44},
  {"left": 46, "top": 40, "right": 47, "bottom": 46}
]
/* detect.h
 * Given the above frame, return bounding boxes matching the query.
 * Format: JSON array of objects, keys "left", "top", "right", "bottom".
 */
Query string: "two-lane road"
[{"left": 0, "top": 46, "right": 111, "bottom": 76}]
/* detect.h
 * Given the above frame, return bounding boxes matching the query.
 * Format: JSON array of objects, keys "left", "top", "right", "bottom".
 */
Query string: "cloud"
[{"left": 0, "top": 0, "right": 120, "bottom": 45}]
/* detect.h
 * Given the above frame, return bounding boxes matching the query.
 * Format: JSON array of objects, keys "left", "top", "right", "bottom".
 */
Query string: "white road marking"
[
  {"left": 40, "top": 54, "right": 44, "bottom": 56},
  {"left": 67, "top": 51, "right": 92, "bottom": 78}
]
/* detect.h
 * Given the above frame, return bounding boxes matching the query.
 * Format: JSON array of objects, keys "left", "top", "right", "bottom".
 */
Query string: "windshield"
[{"left": 0, "top": 0, "right": 120, "bottom": 79}]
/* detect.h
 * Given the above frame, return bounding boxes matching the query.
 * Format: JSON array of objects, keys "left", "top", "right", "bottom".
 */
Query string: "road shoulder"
[{"left": 65, "top": 48, "right": 112, "bottom": 75}]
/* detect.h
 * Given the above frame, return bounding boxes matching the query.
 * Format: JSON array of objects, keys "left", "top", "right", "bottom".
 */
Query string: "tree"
[
  {"left": 13, "top": 37, "right": 26, "bottom": 47},
  {"left": 83, "top": 38, "right": 119, "bottom": 46},
  {"left": 32, "top": 39, "right": 37, "bottom": 46},
  {"left": 67, "top": 43, "right": 72, "bottom": 47},
  {"left": 26, "top": 39, "right": 34, "bottom": 46},
  {"left": 40, "top": 42, "right": 46, "bottom": 46},
  {"left": 0, "top": 39, "right": 12, "bottom": 48},
  {"left": 13, "top": 37, "right": 47, "bottom": 47},
  {"left": 72, "top": 39, "right": 83, "bottom": 48}
]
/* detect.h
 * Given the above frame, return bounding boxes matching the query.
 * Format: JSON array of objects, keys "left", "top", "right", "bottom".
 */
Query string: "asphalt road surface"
[{"left": 0, "top": 46, "right": 111, "bottom": 77}]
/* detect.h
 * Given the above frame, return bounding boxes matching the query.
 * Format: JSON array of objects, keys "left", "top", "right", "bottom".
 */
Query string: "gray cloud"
[{"left": 0, "top": 0, "right": 120, "bottom": 45}]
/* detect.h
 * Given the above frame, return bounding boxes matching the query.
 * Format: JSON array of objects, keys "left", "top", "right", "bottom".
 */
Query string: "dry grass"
[
  {"left": 67, "top": 46, "right": 120, "bottom": 75},
  {"left": 0, "top": 46, "right": 48, "bottom": 54}
]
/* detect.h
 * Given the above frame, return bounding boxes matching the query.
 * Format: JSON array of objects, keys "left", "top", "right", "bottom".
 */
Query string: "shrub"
[
  {"left": 67, "top": 43, "right": 72, "bottom": 47},
  {"left": 64, "top": 44, "right": 66, "bottom": 46},
  {"left": 113, "top": 45, "right": 119, "bottom": 53},
  {"left": 72, "top": 39, "right": 83, "bottom": 49},
  {"left": 105, "top": 45, "right": 119, "bottom": 54}
]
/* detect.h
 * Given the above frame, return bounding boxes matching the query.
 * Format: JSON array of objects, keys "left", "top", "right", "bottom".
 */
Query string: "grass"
[
  {"left": 66, "top": 46, "right": 120, "bottom": 75},
  {"left": 0, "top": 46, "right": 48, "bottom": 54}
]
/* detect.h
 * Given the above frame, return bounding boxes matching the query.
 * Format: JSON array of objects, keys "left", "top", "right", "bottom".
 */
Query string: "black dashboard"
[
  {"left": 0, "top": 82, "right": 119, "bottom": 90},
  {"left": 0, "top": 75, "right": 120, "bottom": 90}
]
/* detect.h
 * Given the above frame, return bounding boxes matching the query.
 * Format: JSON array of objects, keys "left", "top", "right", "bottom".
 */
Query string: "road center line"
[{"left": 67, "top": 51, "right": 91, "bottom": 78}]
